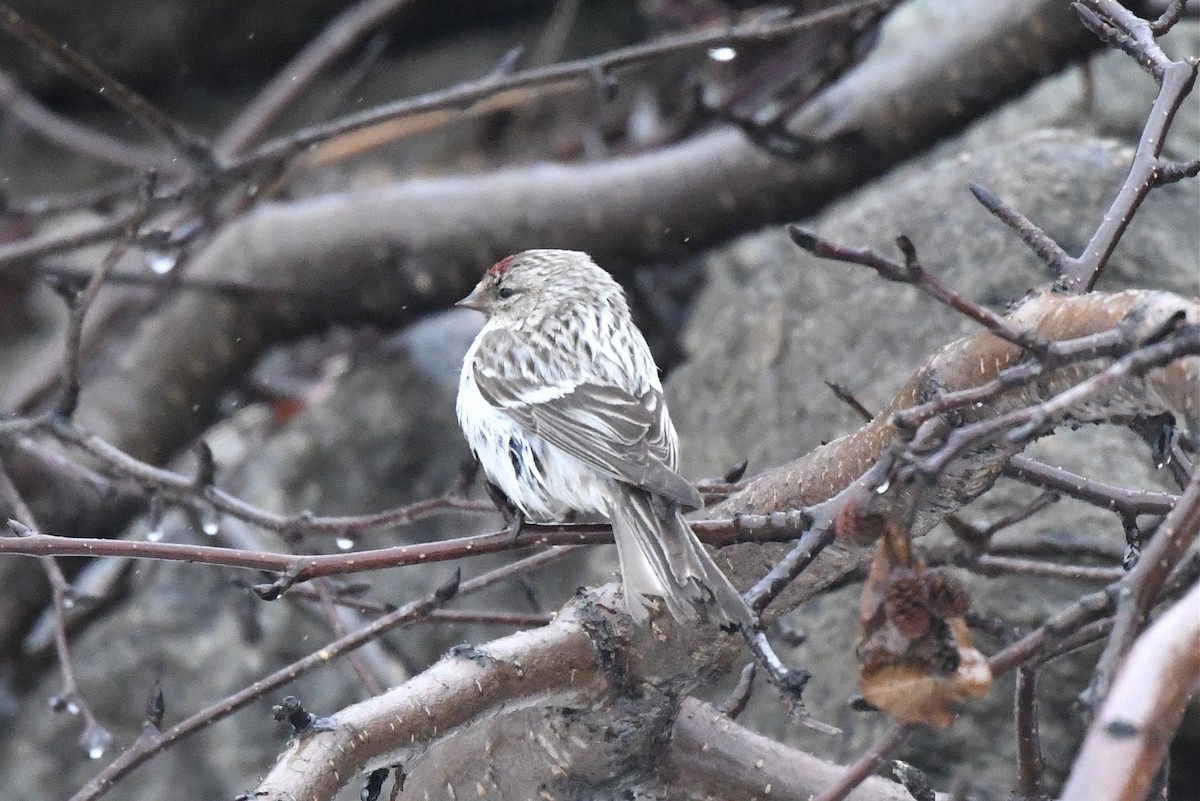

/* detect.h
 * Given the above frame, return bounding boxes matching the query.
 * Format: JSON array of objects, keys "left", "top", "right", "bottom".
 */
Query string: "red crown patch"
[{"left": 487, "top": 255, "right": 515, "bottom": 277}]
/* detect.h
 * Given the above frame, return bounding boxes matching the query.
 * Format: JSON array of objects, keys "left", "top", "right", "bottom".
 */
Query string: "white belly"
[{"left": 457, "top": 368, "right": 612, "bottom": 521}]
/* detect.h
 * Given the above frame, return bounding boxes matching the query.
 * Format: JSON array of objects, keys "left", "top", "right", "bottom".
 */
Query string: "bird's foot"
[
  {"left": 483, "top": 480, "right": 526, "bottom": 544},
  {"left": 503, "top": 512, "right": 527, "bottom": 544}
]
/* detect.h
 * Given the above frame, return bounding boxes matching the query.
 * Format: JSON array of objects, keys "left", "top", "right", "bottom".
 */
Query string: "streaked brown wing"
[{"left": 472, "top": 343, "right": 702, "bottom": 510}]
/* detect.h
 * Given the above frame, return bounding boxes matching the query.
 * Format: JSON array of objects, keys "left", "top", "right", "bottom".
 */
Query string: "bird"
[{"left": 455, "top": 249, "right": 751, "bottom": 627}]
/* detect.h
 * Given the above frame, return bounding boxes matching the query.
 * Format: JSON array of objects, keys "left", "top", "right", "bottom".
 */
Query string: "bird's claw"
[{"left": 504, "top": 511, "right": 526, "bottom": 544}]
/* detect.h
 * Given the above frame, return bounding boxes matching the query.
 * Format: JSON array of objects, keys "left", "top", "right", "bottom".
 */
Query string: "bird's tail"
[{"left": 608, "top": 487, "right": 752, "bottom": 627}]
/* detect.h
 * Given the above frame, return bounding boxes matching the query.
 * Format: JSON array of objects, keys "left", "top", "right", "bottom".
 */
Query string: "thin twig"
[
  {"left": 715, "top": 662, "right": 757, "bottom": 719},
  {"left": 891, "top": 326, "right": 1134, "bottom": 433},
  {"left": 811, "top": 724, "right": 917, "bottom": 801},
  {"left": 915, "top": 325, "right": 1200, "bottom": 476},
  {"left": 313, "top": 578, "right": 386, "bottom": 696},
  {"left": 1003, "top": 455, "right": 1178, "bottom": 517},
  {"left": 0, "top": 465, "right": 112, "bottom": 759},
  {"left": 56, "top": 178, "right": 155, "bottom": 419},
  {"left": 788, "top": 226, "right": 1048, "bottom": 352},
  {"left": 970, "top": 0, "right": 1199, "bottom": 291},
  {"left": 964, "top": 555, "right": 1125, "bottom": 583},
  {"left": 0, "top": 208, "right": 144, "bottom": 268},
  {"left": 1014, "top": 666, "right": 1045, "bottom": 801},
  {"left": 0, "top": 510, "right": 812, "bottom": 585}
]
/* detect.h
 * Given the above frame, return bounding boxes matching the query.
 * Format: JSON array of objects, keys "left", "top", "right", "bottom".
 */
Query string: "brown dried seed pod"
[{"left": 883, "top": 572, "right": 931, "bottom": 638}]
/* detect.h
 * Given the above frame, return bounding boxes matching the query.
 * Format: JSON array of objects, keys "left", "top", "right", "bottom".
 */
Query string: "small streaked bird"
[{"left": 455, "top": 249, "right": 751, "bottom": 626}]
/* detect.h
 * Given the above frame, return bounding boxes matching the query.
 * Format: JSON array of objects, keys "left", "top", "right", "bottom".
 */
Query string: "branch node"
[
  {"left": 194, "top": 440, "right": 216, "bottom": 489},
  {"left": 271, "top": 695, "right": 334, "bottom": 735},
  {"left": 145, "top": 680, "right": 165, "bottom": 729},
  {"left": 434, "top": 567, "right": 462, "bottom": 603}
]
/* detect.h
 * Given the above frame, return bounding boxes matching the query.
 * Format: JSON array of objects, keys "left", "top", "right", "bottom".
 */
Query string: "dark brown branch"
[
  {"left": 312, "top": 578, "right": 386, "bottom": 696},
  {"left": 47, "top": 416, "right": 497, "bottom": 538},
  {"left": 0, "top": 6, "right": 213, "bottom": 174},
  {"left": 967, "top": 182, "right": 1072, "bottom": 277},
  {"left": 971, "top": 0, "right": 1198, "bottom": 291},
  {"left": 0, "top": 71, "right": 173, "bottom": 172},
  {"left": 0, "top": 467, "right": 112, "bottom": 759},
  {"left": 55, "top": 180, "right": 154, "bottom": 419},
  {"left": 962, "top": 555, "right": 1125, "bottom": 583},
  {"left": 789, "top": 226, "right": 1048, "bottom": 352},
  {"left": 1003, "top": 454, "right": 1177, "bottom": 517},
  {"left": 0, "top": 513, "right": 808, "bottom": 584},
  {"left": 1014, "top": 667, "right": 1045, "bottom": 801}
]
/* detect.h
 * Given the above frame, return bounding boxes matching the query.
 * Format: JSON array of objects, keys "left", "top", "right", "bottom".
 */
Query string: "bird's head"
[{"left": 456, "top": 249, "right": 618, "bottom": 319}]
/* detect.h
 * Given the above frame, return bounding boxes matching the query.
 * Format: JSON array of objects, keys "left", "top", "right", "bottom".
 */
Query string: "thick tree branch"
[
  {"left": 250, "top": 587, "right": 617, "bottom": 801},
  {"left": 666, "top": 698, "right": 942, "bottom": 801}
]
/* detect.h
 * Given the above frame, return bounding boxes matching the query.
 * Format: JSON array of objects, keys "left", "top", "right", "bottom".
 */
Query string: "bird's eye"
[{"left": 497, "top": 287, "right": 515, "bottom": 299}]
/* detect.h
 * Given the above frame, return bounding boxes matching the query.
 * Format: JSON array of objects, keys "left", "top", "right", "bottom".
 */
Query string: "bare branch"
[
  {"left": 0, "top": 71, "right": 173, "bottom": 172},
  {"left": 668, "top": 699, "right": 936, "bottom": 801},
  {"left": 247, "top": 581, "right": 614, "bottom": 801},
  {"left": 789, "top": 226, "right": 1049, "bottom": 353},
  {"left": 1003, "top": 455, "right": 1178, "bottom": 517},
  {"left": 0, "top": 6, "right": 213, "bottom": 174},
  {"left": 1014, "top": 667, "right": 1045, "bottom": 801},
  {"left": 970, "top": 0, "right": 1199, "bottom": 291},
  {"left": 55, "top": 178, "right": 155, "bottom": 419}
]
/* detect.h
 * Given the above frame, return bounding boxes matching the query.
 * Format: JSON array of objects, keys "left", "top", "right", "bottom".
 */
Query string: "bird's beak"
[{"left": 455, "top": 282, "right": 489, "bottom": 313}]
